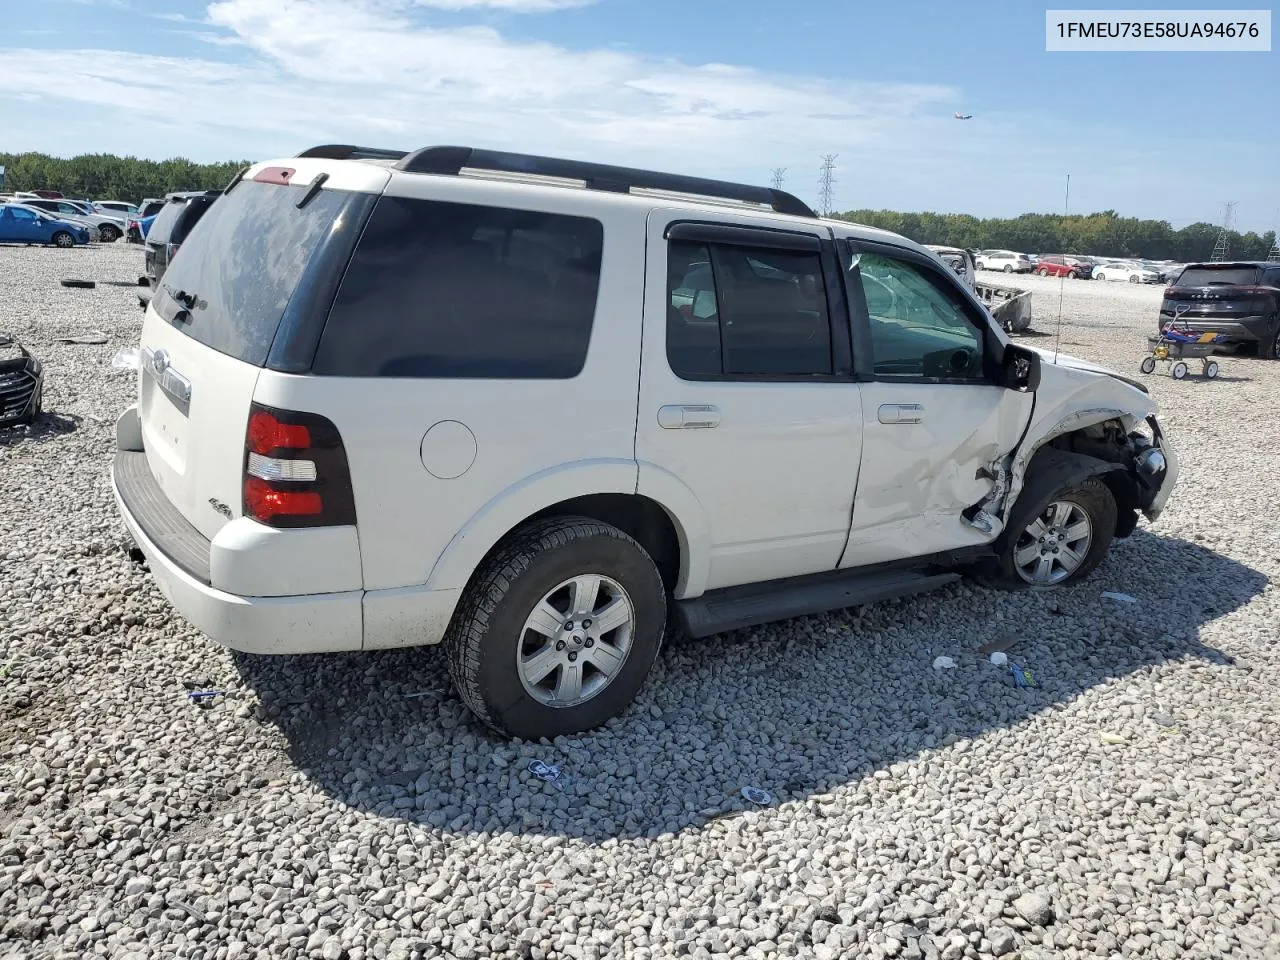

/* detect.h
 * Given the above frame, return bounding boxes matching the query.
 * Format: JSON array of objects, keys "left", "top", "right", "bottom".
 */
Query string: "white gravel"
[{"left": 2, "top": 245, "right": 1278, "bottom": 960}]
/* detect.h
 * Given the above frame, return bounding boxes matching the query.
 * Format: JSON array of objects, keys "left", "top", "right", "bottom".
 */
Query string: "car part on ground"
[
  {"left": 976, "top": 280, "right": 1034, "bottom": 333},
  {"left": 0, "top": 333, "right": 44, "bottom": 427}
]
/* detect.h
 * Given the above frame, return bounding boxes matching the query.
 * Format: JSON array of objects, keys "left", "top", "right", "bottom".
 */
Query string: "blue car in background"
[{"left": 0, "top": 203, "right": 92, "bottom": 247}]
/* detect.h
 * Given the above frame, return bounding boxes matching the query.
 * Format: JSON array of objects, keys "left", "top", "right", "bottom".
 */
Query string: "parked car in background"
[
  {"left": 0, "top": 203, "right": 92, "bottom": 247},
  {"left": 94, "top": 200, "right": 140, "bottom": 219},
  {"left": 1159, "top": 261, "right": 1280, "bottom": 358},
  {"left": 1033, "top": 255, "right": 1093, "bottom": 279},
  {"left": 976, "top": 250, "right": 1034, "bottom": 273},
  {"left": 141, "top": 190, "right": 220, "bottom": 290},
  {"left": 1094, "top": 262, "right": 1162, "bottom": 283},
  {"left": 110, "top": 144, "right": 1177, "bottom": 739},
  {"left": 24, "top": 198, "right": 124, "bottom": 242},
  {"left": 127, "top": 198, "right": 168, "bottom": 243}
]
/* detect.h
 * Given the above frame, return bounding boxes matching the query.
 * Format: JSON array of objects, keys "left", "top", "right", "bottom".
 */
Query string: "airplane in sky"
[{"left": 954, "top": 112, "right": 973, "bottom": 120}]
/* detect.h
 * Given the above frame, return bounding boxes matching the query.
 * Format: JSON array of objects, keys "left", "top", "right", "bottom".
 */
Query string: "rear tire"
[
  {"left": 1129, "top": 275, "right": 1139, "bottom": 283},
  {"left": 1260, "top": 323, "right": 1280, "bottom": 360},
  {"left": 1172, "top": 361, "right": 1189, "bottom": 380},
  {"left": 1068, "top": 270, "right": 1079, "bottom": 279},
  {"left": 1036, "top": 267, "right": 1049, "bottom": 276},
  {"left": 1004, "top": 264, "right": 1014, "bottom": 273},
  {"left": 98, "top": 224, "right": 121, "bottom": 243},
  {"left": 52, "top": 232, "right": 75, "bottom": 248},
  {"left": 978, "top": 476, "right": 1117, "bottom": 591},
  {"left": 444, "top": 516, "right": 667, "bottom": 739}
]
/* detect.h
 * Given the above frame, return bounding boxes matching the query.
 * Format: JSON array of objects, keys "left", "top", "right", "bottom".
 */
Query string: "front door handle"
[
  {"left": 878, "top": 403, "right": 924, "bottom": 425},
  {"left": 658, "top": 404, "right": 721, "bottom": 429}
]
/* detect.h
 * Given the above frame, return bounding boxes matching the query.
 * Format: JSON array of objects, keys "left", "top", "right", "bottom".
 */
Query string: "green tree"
[{"left": 0, "top": 151, "right": 250, "bottom": 204}]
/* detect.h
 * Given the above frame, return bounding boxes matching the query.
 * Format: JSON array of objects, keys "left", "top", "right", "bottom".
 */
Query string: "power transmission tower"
[
  {"left": 1268, "top": 237, "right": 1280, "bottom": 262},
  {"left": 1211, "top": 201, "right": 1236, "bottom": 262},
  {"left": 770, "top": 167, "right": 787, "bottom": 190},
  {"left": 818, "top": 154, "right": 837, "bottom": 217}
]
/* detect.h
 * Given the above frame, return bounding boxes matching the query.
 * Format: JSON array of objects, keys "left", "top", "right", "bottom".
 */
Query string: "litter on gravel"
[
  {"left": 1102, "top": 591, "right": 1138, "bottom": 603},
  {"left": 111, "top": 347, "right": 140, "bottom": 371},
  {"left": 932, "top": 655, "right": 957, "bottom": 670},
  {"left": 989, "top": 651, "right": 1009, "bottom": 666},
  {"left": 741, "top": 786, "right": 773, "bottom": 805},
  {"left": 1010, "top": 664, "right": 1038, "bottom": 688},
  {"left": 53, "top": 331, "right": 109, "bottom": 345},
  {"left": 60, "top": 279, "right": 96, "bottom": 289}
]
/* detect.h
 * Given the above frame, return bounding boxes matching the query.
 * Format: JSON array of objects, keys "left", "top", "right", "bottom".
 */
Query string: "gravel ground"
[{"left": 2, "top": 245, "right": 1278, "bottom": 960}]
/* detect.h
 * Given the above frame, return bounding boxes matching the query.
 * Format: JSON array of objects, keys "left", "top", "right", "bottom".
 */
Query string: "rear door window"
[
  {"left": 313, "top": 197, "right": 603, "bottom": 379},
  {"left": 146, "top": 202, "right": 184, "bottom": 245}
]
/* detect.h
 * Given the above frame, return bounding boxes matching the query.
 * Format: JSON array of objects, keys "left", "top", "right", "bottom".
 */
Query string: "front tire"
[
  {"left": 1004, "top": 264, "right": 1014, "bottom": 273},
  {"left": 1139, "top": 355, "right": 1156, "bottom": 374},
  {"left": 98, "top": 224, "right": 121, "bottom": 243},
  {"left": 979, "top": 476, "right": 1117, "bottom": 590},
  {"left": 52, "top": 231, "right": 75, "bottom": 248},
  {"left": 444, "top": 517, "right": 666, "bottom": 739},
  {"left": 1036, "top": 267, "right": 1049, "bottom": 276},
  {"left": 1129, "top": 275, "right": 1139, "bottom": 283},
  {"left": 1068, "top": 270, "right": 1079, "bottom": 279}
]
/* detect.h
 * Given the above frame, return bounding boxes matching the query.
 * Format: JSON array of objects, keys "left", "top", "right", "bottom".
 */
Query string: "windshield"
[
  {"left": 153, "top": 180, "right": 357, "bottom": 366},
  {"left": 1174, "top": 267, "right": 1260, "bottom": 287}
]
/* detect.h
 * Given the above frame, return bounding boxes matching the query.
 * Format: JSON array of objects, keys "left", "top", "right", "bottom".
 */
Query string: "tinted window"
[
  {"left": 170, "top": 196, "right": 217, "bottom": 244},
  {"left": 153, "top": 180, "right": 352, "bottom": 366},
  {"left": 666, "top": 240, "right": 832, "bottom": 379},
  {"left": 146, "top": 201, "right": 185, "bottom": 245},
  {"left": 1175, "top": 266, "right": 1260, "bottom": 287},
  {"left": 314, "top": 197, "right": 603, "bottom": 379},
  {"left": 854, "top": 252, "right": 985, "bottom": 379},
  {"left": 1264, "top": 267, "right": 1280, "bottom": 287},
  {"left": 140, "top": 200, "right": 165, "bottom": 218}
]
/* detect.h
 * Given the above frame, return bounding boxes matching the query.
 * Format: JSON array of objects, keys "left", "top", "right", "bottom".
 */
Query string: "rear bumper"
[
  {"left": 111, "top": 449, "right": 364, "bottom": 654},
  {"left": 1157, "top": 315, "right": 1272, "bottom": 342}
]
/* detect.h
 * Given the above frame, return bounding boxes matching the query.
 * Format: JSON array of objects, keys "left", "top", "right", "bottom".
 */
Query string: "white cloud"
[
  {"left": 407, "top": 0, "right": 596, "bottom": 11},
  {"left": 5, "top": 0, "right": 1271, "bottom": 224}
]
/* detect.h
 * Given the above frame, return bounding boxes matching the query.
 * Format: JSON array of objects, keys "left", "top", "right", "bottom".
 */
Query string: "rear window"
[
  {"left": 312, "top": 197, "right": 603, "bottom": 379},
  {"left": 169, "top": 196, "right": 217, "bottom": 244},
  {"left": 146, "top": 201, "right": 185, "bottom": 245},
  {"left": 153, "top": 181, "right": 353, "bottom": 366},
  {"left": 1175, "top": 267, "right": 1260, "bottom": 287}
]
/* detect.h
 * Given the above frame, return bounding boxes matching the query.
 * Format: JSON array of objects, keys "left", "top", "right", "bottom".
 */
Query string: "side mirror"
[{"left": 1002, "top": 344, "right": 1041, "bottom": 392}]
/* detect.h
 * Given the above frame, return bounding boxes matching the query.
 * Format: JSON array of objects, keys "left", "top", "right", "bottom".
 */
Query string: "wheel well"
[
  {"left": 1044, "top": 419, "right": 1143, "bottom": 537},
  {"left": 511, "top": 494, "right": 684, "bottom": 591}
]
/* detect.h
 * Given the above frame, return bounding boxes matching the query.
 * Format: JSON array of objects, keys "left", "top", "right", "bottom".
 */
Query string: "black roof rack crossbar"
[
  {"left": 296, "top": 144, "right": 409, "bottom": 162},
  {"left": 395, "top": 146, "right": 817, "bottom": 218}
]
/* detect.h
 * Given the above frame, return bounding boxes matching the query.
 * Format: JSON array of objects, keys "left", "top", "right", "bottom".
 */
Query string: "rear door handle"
[
  {"left": 658, "top": 404, "right": 721, "bottom": 429},
  {"left": 878, "top": 403, "right": 924, "bottom": 425}
]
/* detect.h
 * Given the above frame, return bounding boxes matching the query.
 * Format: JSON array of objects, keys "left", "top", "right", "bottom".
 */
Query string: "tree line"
[
  {"left": 832, "top": 208, "right": 1277, "bottom": 263},
  {"left": 0, "top": 152, "right": 249, "bottom": 205},
  {"left": 3, "top": 151, "right": 1275, "bottom": 262}
]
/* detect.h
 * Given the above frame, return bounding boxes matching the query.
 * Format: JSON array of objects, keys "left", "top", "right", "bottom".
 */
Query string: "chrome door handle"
[
  {"left": 657, "top": 404, "right": 721, "bottom": 429},
  {"left": 878, "top": 403, "right": 924, "bottom": 424}
]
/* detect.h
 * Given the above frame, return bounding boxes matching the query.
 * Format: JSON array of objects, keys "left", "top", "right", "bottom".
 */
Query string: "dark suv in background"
[
  {"left": 1159, "top": 261, "right": 1280, "bottom": 358},
  {"left": 138, "top": 191, "right": 220, "bottom": 306}
]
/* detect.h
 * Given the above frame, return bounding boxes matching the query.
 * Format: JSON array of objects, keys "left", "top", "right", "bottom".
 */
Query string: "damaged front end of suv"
[{"left": 971, "top": 349, "right": 1178, "bottom": 544}]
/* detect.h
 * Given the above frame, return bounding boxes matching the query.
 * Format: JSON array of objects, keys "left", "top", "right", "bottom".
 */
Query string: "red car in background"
[{"left": 1034, "top": 255, "right": 1093, "bottom": 279}]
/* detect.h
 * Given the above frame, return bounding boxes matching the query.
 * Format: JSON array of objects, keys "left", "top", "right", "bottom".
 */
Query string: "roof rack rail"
[
  {"left": 296, "top": 144, "right": 409, "bottom": 162},
  {"left": 395, "top": 146, "right": 817, "bottom": 218}
]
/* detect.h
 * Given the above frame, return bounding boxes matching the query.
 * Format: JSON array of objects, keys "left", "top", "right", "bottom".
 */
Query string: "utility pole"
[
  {"left": 1211, "top": 201, "right": 1236, "bottom": 262},
  {"left": 770, "top": 167, "right": 787, "bottom": 190},
  {"left": 818, "top": 154, "right": 837, "bottom": 217}
]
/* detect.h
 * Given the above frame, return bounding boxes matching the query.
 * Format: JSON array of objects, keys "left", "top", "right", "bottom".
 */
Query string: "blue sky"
[{"left": 1, "top": 0, "right": 1276, "bottom": 231}]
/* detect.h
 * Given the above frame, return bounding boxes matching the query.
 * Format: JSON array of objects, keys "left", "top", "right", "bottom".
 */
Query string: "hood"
[{"left": 1025, "top": 345, "right": 1152, "bottom": 396}]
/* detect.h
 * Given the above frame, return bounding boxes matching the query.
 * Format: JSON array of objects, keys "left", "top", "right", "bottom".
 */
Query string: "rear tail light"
[{"left": 242, "top": 403, "right": 356, "bottom": 528}]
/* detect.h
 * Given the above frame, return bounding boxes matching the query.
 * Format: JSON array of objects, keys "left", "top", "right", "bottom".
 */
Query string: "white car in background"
[
  {"left": 976, "top": 250, "right": 1034, "bottom": 273},
  {"left": 94, "top": 200, "right": 140, "bottom": 219},
  {"left": 1093, "top": 262, "right": 1162, "bottom": 284}
]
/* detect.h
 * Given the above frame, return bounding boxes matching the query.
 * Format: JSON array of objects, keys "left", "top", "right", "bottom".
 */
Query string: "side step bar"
[{"left": 675, "top": 567, "right": 961, "bottom": 639}]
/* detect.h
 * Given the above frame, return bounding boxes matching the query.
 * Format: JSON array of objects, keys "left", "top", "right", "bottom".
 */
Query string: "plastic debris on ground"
[
  {"left": 186, "top": 690, "right": 226, "bottom": 703},
  {"left": 989, "top": 651, "right": 1009, "bottom": 666},
  {"left": 111, "top": 347, "right": 140, "bottom": 371},
  {"left": 1099, "top": 731, "right": 1128, "bottom": 745},
  {"left": 60, "top": 279, "right": 96, "bottom": 289},
  {"left": 741, "top": 786, "right": 773, "bottom": 805},
  {"left": 527, "top": 759, "right": 572, "bottom": 791},
  {"left": 932, "top": 655, "right": 957, "bottom": 670},
  {"left": 1010, "top": 664, "right": 1038, "bottom": 688},
  {"left": 404, "top": 691, "right": 432, "bottom": 699},
  {"left": 1101, "top": 591, "right": 1137, "bottom": 603},
  {"left": 53, "top": 331, "right": 109, "bottom": 345}
]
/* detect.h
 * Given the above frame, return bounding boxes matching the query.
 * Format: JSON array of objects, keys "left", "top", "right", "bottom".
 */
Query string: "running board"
[{"left": 675, "top": 568, "right": 961, "bottom": 639}]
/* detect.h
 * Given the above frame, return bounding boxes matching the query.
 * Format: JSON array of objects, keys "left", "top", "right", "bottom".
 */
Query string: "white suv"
[
  {"left": 976, "top": 250, "right": 1034, "bottom": 273},
  {"left": 112, "top": 145, "right": 1178, "bottom": 738}
]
